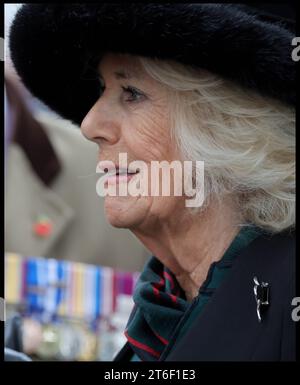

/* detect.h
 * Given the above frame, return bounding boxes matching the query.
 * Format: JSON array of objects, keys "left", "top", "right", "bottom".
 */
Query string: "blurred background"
[{"left": 4, "top": 4, "right": 149, "bottom": 361}]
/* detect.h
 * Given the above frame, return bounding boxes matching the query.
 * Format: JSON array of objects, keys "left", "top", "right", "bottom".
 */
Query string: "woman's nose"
[{"left": 80, "top": 99, "right": 120, "bottom": 145}]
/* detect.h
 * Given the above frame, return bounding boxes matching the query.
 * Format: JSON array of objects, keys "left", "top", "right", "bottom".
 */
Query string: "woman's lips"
[
  {"left": 97, "top": 160, "right": 141, "bottom": 187},
  {"left": 104, "top": 170, "right": 139, "bottom": 186},
  {"left": 105, "top": 173, "right": 133, "bottom": 185}
]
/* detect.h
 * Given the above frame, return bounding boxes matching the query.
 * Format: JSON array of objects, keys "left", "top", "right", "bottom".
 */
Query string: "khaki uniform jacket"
[{"left": 5, "top": 93, "right": 149, "bottom": 272}]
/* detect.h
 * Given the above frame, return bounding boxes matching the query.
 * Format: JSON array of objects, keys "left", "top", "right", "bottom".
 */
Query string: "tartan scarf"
[
  {"left": 124, "top": 225, "right": 265, "bottom": 361},
  {"left": 124, "top": 257, "right": 189, "bottom": 361}
]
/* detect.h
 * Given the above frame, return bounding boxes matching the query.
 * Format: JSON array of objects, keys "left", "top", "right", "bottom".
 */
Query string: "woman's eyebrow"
[
  {"left": 114, "top": 70, "right": 129, "bottom": 79},
  {"left": 98, "top": 68, "right": 143, "bottom": 80}
]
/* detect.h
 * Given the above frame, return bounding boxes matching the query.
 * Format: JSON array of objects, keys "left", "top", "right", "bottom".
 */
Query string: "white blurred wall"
[{"left": 5, "top": 3, "right": 22, "bottom": 60}]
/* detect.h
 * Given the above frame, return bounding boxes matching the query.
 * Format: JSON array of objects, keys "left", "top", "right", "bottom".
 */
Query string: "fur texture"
[{"left": 9, "top": 4, "right": 295, "bottom": 126}]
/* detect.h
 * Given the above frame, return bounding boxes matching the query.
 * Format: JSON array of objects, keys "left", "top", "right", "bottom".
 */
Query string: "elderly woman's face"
[{"left": 81, "top": 53, "right": 185, "bottom": 229}]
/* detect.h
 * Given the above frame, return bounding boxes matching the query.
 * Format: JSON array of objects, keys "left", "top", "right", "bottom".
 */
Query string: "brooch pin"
[
  {"left": 253, "top": 276, "right": 270, "bottom": 322},
  {"left": 33, "top": 215, "right": 53, "bottom": 238}
]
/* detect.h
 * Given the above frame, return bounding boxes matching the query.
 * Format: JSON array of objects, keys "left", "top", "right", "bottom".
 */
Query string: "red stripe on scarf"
[
  {"left": 125, "top": 330, "right": 161, "bottom": 358},
  {"left": 152, "top": 277, "right": 164, "bottom": 298},
  {"left": 153, "top": 330, "right": 169, "bottom": 345},
  {"left": 163, "top": 271, "right": 174, "bottom": 289},
  {"left": 153, "top": 286, "right": 160, "bottom": 297},
  {"left": 164, "top": 270, "right": 181, "bottom": 296},
  {"left": 169, "top": 293, "right": 177, "bottom": 303}
]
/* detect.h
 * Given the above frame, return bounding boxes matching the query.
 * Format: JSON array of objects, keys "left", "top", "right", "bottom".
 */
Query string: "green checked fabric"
[{"left": 126, "top": 225, "right": 264, "bottom": 361}]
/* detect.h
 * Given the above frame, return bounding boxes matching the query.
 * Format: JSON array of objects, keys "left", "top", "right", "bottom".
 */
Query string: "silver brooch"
[{"left": 253, "top": 276, "right": 270, "bottom": 322}]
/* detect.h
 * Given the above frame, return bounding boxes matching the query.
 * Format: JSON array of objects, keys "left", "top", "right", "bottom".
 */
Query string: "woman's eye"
[{"left": 122, "top": 86, "right": 146, "bottom": 103}]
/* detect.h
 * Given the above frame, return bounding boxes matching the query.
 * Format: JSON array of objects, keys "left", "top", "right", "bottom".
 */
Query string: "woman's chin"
[{"left": 104, "top": 195, "right": 146, "bottom": 229}]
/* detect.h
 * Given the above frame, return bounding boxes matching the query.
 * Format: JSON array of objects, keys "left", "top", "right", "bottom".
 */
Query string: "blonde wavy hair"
[{"left": 139, "top": 56, "right": 295, "bottom": 234}]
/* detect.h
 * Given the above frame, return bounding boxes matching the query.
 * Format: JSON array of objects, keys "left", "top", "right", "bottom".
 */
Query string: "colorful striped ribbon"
[{"left": 5, "top": 253, "right": 140, "bottom": 323}]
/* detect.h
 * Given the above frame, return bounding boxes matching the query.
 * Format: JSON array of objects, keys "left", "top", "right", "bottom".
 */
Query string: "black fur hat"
[{"left": 9, "top": 3, "right": 296, "bottom": 126}]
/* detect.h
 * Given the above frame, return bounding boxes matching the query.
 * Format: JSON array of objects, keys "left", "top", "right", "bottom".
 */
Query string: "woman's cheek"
[{"left": 124, "top": 100, "right": 173, "bottom": 160}]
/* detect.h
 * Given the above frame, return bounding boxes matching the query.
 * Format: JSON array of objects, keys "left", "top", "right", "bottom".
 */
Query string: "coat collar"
[
  {"left": 163, "top": 229, "right": 295, "bottom": 361},
  {"left": 5, "top": 144, "right": 75, "bottom": 257}
]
